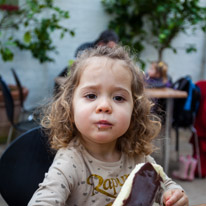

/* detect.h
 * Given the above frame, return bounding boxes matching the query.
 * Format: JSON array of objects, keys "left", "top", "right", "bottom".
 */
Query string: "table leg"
[{"left": 163, "top": 98, "right": 173, "bottom": 173}]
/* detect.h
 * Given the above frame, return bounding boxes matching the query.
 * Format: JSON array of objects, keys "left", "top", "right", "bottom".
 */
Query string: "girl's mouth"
[{"left": 96, "top": 120, "right": 113, "bottom": 129}]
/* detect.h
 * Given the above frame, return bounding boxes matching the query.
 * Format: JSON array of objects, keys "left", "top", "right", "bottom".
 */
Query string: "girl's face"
[
  {"left": 72, "top": 57, "right": 133, "bottom": 147},
  {"left": 148, "top": 63, "right": 160, "bottom": 78}
]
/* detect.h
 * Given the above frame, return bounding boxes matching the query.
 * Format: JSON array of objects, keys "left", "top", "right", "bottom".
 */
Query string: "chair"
[
  {"left": 11, "top": 68, "right": 38, "bottom": 121},
  {"left": 11, "top": 68, "right": 25, "bottom": 111},
  {"left": 172, "top": 77, "right": 201, "bottom": 165},
  {"left": 53, "top": 66, "right": 69, "bottom": 95},
  {"left": 190, "top": 80, "right": 206, "bottom": 177},
  {"left": 0, "top": 76, "right": 39, "bottom": 145},
  {"left": 172, "top": 76, "right": 202, "bottom": 177},
  {"left": 0, "top": 127, "right": 55, "bottom": 206}
]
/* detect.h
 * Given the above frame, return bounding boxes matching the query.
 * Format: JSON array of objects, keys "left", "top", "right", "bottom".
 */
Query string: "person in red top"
[{"left": 191, "top": 80, "right": 206, "bottom": 177}]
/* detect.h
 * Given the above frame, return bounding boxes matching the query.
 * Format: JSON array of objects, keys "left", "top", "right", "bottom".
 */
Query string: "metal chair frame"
[
  {"left": 0, "top": 127, "right": 55, "bottom": 206},
  {"left": 0, "top": 76, "right": 39, "bottom": 145}
]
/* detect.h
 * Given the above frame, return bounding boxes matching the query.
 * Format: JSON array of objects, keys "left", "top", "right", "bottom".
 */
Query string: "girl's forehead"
[
  {"left": 77, "top": 56, "right": 132, "bottom": 84},
  {"left": 75, "top": 57, "right": 133, "bottom": 90},
  {"left": 82, "top": 56, "right": 129, "bottom": 73}
]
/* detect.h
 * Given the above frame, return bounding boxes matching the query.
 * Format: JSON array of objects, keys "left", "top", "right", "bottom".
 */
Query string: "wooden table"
[
  {"left": 145, "top": 87, "right": 187, "bottom": 99},
  {"left": 55, "top": 77, "right": 187, "bottom": 173},
  {"left": 145, "top": 87, "right": 187, "bottom": 173}
]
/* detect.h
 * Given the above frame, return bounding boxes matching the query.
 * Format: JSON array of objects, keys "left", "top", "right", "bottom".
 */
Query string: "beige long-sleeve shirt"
[{"left": 28, "top": 140, "right": 182, "bottom": 206}]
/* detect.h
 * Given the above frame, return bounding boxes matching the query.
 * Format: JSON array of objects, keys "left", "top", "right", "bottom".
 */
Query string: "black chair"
[
  {"left": 53, "top": 66, "right": 69, "bottom": 95},
  {"left": 11, "top": 68, "right": 25, "bottom": 111},
  {"left": 11, "top": 68, "right": 38, "bottom": 121},
  {"left": 0, "top": 76, "right": 39, "bottom": 145},
  {"left": 172, "top": 76, "right": 201, "bottom": 159},
  {"left": 0, "top": 127, "right": 55, "bottom": 206}
]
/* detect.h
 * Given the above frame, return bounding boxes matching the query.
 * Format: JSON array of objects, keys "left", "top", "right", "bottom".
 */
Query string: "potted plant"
[
  {"left": 0, "top": 83, "right": 28, "bottom": 142},
  {"left": 0, "top": 0, "right": 74, "bottom": 63},
  {"left": 102, "top": 0, "right": 206, "bottom": 67}
]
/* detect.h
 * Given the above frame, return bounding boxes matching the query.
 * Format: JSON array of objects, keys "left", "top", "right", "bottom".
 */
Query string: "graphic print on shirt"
[{"left": 87, "top": 173, "right": 129, "bottom": 205}]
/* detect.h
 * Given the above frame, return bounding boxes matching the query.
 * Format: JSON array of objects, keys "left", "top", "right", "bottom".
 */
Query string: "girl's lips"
[{"left": 96, "top": 120, "right": 113, "bottom": 129}]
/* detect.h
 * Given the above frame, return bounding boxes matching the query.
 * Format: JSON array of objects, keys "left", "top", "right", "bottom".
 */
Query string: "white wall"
[{"left": 1, "top": 0, "right": 206, "bottom": 109}]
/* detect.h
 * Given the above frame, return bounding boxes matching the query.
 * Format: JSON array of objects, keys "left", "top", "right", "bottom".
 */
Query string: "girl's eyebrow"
[
  {"left": 79, "top": 85, "right": 131, "bottom": 95},
  {"left": 112, "top": 86, "right": 131, "bottom": 95},
  {"left": 79, "top": 85, "right": 99, "bottom": 92}
]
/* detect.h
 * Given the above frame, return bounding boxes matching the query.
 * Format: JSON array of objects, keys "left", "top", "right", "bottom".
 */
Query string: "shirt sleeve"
[
  {"left": 28, "top": 148, "right": 79, "bottom": 206},
  {"left": 145, "top": 155, "right": 183, "bottom": 204}
]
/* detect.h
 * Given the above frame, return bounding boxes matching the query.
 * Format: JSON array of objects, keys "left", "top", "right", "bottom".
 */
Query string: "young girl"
[
  {"left": 29, "top": 46, "right": 188, "bottom": 206},
  {"left": 147, "top": 61, "right": 172, "bottom": 88}
]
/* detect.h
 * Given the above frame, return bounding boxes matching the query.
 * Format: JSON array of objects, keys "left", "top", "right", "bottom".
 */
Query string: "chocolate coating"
[{"left": 123, "top": 162, "right": 162, "bottom": 206}]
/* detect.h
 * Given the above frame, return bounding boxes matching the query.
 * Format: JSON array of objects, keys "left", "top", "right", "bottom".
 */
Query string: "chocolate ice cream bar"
[{"left": 113, "top": 162, "right": 166, "bottom": 206}]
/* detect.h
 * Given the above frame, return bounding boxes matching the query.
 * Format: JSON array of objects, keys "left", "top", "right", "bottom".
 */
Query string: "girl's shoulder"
[
  {"left": 124, "top": 153, "right": 156, "bottom": 165},
  {"left": 55, "top": 138, "right": 83, "bottom": 160},
  {"left": 123, "top": 153, "right": 147, "bottom": 164},
  {"left": 52, "top": 140, "right": 86, "bottom": 181}
]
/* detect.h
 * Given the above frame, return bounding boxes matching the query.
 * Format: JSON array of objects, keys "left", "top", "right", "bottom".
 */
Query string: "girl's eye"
[
  {"left": 85, "top": 94, "right": 97, "bottom": 100},
  {"left": 113, "top": 96, "right": 125, "bottom": 102}
]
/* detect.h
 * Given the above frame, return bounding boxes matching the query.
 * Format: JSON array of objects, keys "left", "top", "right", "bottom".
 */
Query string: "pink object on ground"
[
  {"left": 187, "top": 155, "right": 197, "bottom": 181},
  {"left": 172, "top": 155, "right": 191, "bottom": 180}
]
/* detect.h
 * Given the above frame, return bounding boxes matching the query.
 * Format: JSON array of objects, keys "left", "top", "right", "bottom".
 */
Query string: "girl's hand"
[{"left": 163, "top": 188, "right": 189, "bottom": 206}]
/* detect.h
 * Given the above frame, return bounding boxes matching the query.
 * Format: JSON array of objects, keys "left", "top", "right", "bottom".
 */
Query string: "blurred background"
[{"left": 1, "top": 0, "right": 206, "bottom": 110}]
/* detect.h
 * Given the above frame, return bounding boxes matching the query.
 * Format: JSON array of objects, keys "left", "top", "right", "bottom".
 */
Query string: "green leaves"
[
  {"left": 186, "top": 44, "right": 197, "bottom": 53},
  {"left": 23, "top": 31, "right": 31, "bottom": 43},
  {"left": 0, "top": 47, "right": 14, "bottom": 61},
  {"left": 102, "top": 0, "right": 206, "bottom": 62},
  {"left": 0, "top": 0, "right": 6, "bottom": 4},
  {"left": 0, "top": 0, "right": 75, "bottom": 63}
]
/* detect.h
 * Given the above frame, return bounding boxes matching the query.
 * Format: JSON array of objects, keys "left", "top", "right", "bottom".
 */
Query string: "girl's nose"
[{"left": 96, "top": 100, "right": 112, "bottom": 114}]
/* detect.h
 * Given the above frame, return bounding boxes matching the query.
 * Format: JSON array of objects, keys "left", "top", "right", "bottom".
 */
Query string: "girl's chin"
[
  {"left": 93, "top": 137, "right": 118, "bottom": 144},
  {"left": 80, "top": 132, "right": 122, "bottom": 144}
]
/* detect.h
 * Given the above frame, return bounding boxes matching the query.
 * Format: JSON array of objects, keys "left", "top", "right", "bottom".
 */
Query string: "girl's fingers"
[
  {"left": 165, "top": 189, "right": 188, "bottom": 206},
  {"left": 165, "top": 190, "right": 180, "bottom": 205},
  {"left": 166, "top": 196, "right": 187, "bottom": 206}
]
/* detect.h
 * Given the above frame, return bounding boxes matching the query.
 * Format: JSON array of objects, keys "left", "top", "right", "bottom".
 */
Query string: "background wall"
[{"left": 1, "top": 0, "right": 206, "bottom": 109}]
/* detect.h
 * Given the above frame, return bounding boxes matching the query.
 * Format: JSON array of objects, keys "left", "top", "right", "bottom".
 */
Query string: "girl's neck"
[{"left": 80, "top": 138, "right": 121, "bottom": 162}]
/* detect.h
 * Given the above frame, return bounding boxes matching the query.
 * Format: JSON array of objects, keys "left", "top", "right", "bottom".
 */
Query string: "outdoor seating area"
[{"left": 1, "top": 1, "right": 206, "bottom": 206}]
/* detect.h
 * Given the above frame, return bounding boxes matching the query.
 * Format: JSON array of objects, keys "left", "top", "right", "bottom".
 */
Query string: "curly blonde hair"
[
  {"left": 152, "top": 61, "right": 168, "bottom": 83},
  {"left": 41, "top": 46, "right": 161, "bottom": 156}
]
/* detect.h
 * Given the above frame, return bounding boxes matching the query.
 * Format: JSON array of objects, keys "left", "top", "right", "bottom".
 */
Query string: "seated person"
[
  {"left": 146, "top": 61, "right": 172, "bottom": 88},
  {"left": 146, "top": 61, "right": 173, "bottom": 123},
  {"left": 74, "top": 29, "right": 119, "bottom": 57}
]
